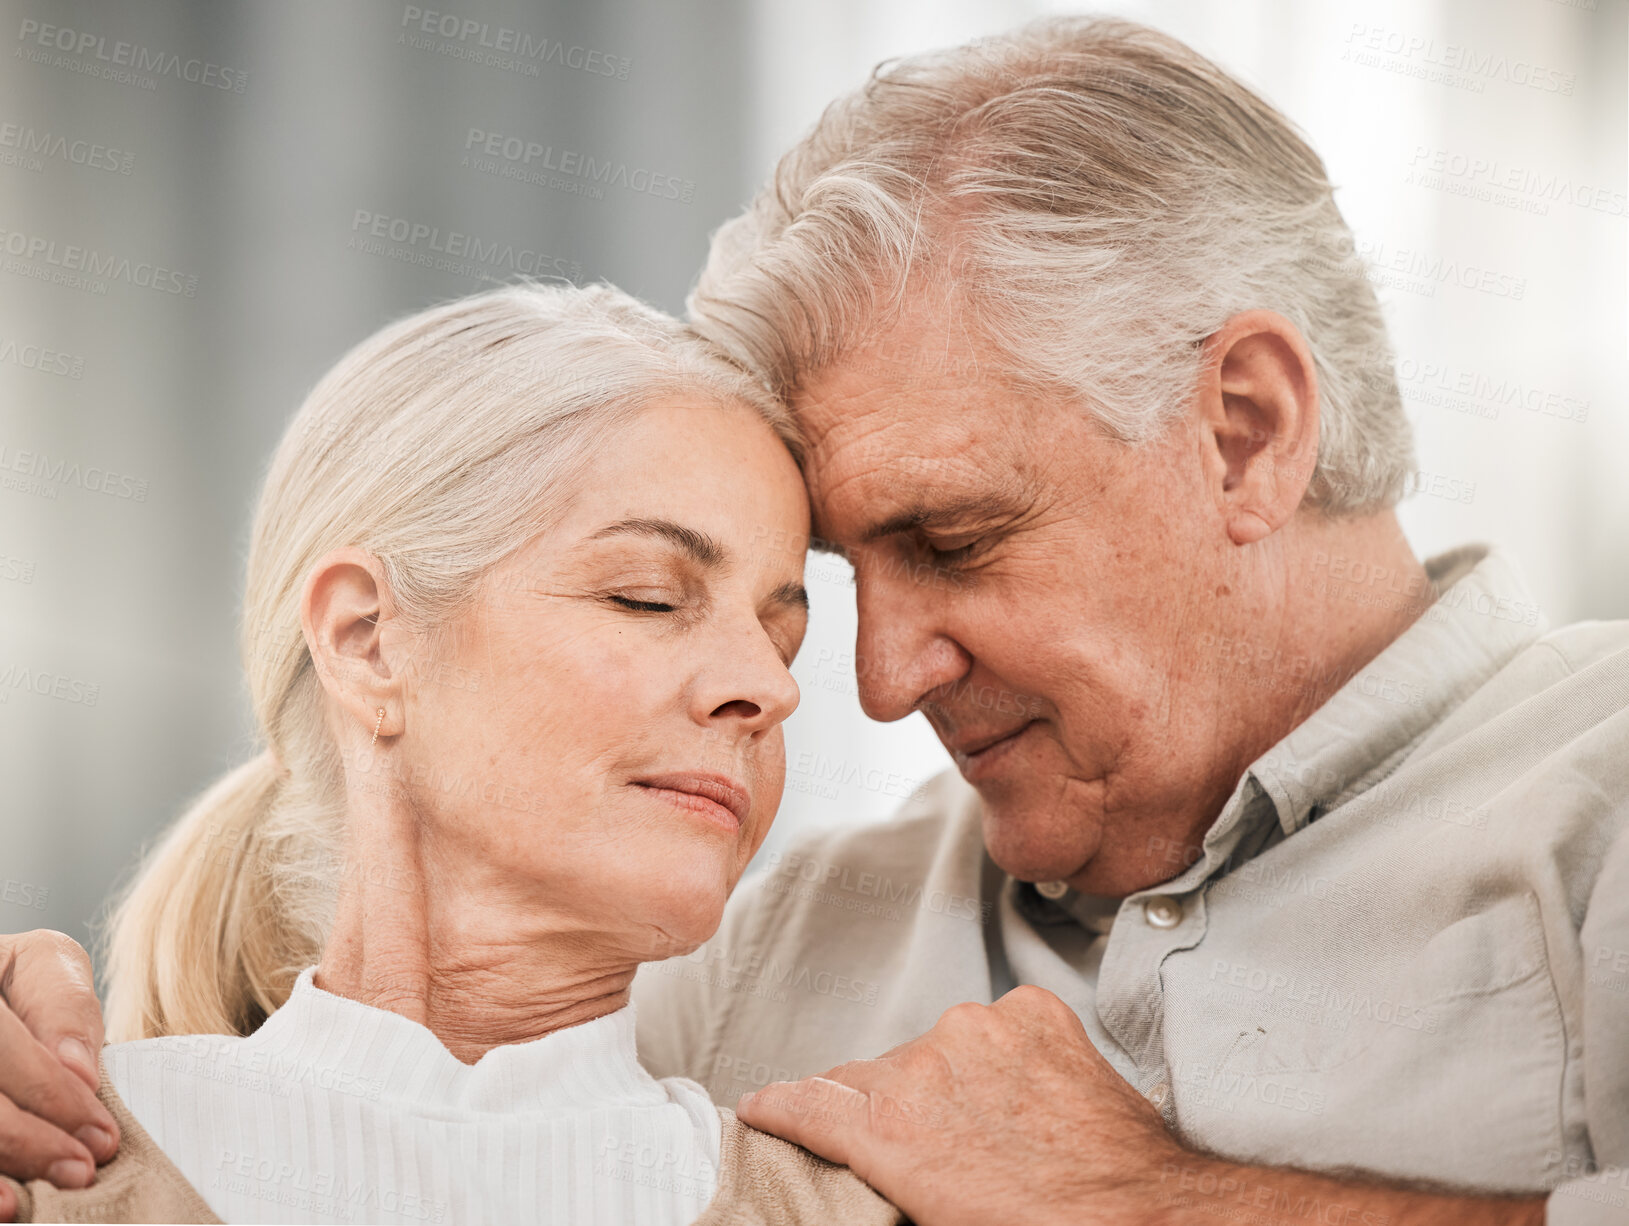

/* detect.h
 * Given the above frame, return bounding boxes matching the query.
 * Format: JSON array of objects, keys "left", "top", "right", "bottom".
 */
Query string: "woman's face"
[{"left": 384, "top": 399, "right": 810, "bottom": 959}]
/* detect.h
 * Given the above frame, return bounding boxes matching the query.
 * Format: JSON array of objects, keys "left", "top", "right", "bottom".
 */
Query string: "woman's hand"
[{"left": 0, "top": 931, "right": 120, "bottom": 1222}]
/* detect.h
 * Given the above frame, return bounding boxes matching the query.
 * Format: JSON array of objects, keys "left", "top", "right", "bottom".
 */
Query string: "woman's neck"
[{"left": 316, "top": 797, "right": 640, "bottom": 1063}]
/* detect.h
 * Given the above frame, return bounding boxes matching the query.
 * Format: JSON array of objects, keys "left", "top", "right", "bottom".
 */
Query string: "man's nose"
[{"left": 853, "top": 569, "right": 972, "bottom": 722}]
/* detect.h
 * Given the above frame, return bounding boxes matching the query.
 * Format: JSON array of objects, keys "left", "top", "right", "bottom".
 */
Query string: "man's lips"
[
  {"left": 948, "top": 721, "right": 1040, "bottom": 779},
  {"left": 633, "top": 772, "right": 752, "bottom": 830},
  {"left": 948, "top": 721, "right": 1037, "bottom": 758}
]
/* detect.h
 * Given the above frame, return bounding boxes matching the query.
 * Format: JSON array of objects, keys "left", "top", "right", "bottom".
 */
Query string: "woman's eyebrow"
[
  {"left": 587, "top": 517, "right": 726, "bottom": 567},
  {"left": 768, "top": 580, "right": 810, "bottom": 611}
]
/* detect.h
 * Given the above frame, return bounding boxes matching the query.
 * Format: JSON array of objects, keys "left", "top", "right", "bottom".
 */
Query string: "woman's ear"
[
  {"left": 301, "top": 547, "right": 407, "bottom": 742},
  {"left": 1194, "top": 309, "right": 1321, "bottom": 546}
]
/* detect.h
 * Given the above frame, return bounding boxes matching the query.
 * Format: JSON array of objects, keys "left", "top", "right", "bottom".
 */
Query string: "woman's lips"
[{"left": 633, "top": 772, "right": 751, "bottom": 832}]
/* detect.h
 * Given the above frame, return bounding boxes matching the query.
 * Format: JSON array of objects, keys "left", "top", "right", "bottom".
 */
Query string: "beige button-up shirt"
[{"left": 634, "top": 546, "right": 1629, "bottom": 1225}]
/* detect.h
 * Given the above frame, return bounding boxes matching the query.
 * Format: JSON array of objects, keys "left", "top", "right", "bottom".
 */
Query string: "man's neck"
[
  {"left": 1127, "top": 509, "right": 1430, "bottom": 895},
  {"left": 1269, "top": 508, "right": 1431, "bottom": 731}
]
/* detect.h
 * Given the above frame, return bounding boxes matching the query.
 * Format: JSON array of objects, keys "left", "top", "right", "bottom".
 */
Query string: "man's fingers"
[
  {"left": 0, "top": 1174, "right": 17, "bottom": 1222},
  {"left": 0, "top": 1092, "right": 95, "bottom": 1188},
  {"left": 0, "top": 932, "right": 105, "bottom": 1091},
  {"left": 993, "top": 983, "right": 1087, "bottom": 1032},
  {"left": 0, "top": 1003, "right": 118, "bottom": 1166},
  {"left": 736, "top": 1076, "right": 875, "bottom": 1170},
  {"left": 0, "top": 933, "right": 119, "bottom": 1177}
]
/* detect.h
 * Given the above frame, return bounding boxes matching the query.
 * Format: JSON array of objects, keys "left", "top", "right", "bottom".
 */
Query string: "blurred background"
[{"left": 1, "top": 0, "right": 1623, "bottom": 974}]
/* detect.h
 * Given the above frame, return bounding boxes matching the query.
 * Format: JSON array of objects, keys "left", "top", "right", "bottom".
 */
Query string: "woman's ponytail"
[{"left": 102, "top": 751, "right": 310, "bottom": 1040}]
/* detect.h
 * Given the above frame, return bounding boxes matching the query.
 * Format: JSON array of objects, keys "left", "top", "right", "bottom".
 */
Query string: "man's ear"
[
  {"left": 300, "top": 547, "right": 406, "bottom": 743},
  {"left": 1195, "top": 310, "right": 1320, "bottom": 546}
]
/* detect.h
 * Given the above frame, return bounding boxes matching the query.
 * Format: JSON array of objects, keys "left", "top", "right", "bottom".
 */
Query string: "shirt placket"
[{"left": 1093, "top": 784, "right": 1280, "bottom": 1118}]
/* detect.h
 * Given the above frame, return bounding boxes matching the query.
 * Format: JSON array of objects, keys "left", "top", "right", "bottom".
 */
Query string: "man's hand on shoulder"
[
  {"left": 736, "top": 984, "right": 1549, "bottom": 1226},
  {"left": 0, "top": 930, "right": 120, "bottom": 1222},
  {"left": 736, "top": 984, "right": 1175, "bottom": 1225}
]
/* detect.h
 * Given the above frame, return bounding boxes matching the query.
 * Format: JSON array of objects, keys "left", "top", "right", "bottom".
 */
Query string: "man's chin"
[{"left": 978, "top": 803, "right": 1099, "bottom": 886}]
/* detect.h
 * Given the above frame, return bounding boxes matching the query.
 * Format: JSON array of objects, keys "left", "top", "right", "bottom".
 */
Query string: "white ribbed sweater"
[{"left": 103, "top": 968, "right": 721, "bottom": 1225}]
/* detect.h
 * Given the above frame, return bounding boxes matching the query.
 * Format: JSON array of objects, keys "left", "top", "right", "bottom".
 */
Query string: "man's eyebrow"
[
  {"left": 859, "top": 495, "right": 1014, "bottom": 544},
  {"left": 588, "top": 517, "right": 726, "bottom": 566}
]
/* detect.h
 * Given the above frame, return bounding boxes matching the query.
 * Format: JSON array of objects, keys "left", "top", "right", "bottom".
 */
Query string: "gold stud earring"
[{"left": 371, "top": 707, "right": 385, "bottom": 747}]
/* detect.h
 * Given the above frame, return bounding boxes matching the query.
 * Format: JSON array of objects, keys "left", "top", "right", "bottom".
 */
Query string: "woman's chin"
[{"left": 627, "top": 875, "right": 734, "bottom": 959}]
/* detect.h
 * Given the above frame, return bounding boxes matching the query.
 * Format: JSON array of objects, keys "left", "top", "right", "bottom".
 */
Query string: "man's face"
[{"left": 797, "top": 306, "right": 1260, "bottom": 896}]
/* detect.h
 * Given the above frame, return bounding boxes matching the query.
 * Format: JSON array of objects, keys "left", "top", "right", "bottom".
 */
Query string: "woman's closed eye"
[{"left": 608, "top": 594, "right": 678, "bottom": 613}]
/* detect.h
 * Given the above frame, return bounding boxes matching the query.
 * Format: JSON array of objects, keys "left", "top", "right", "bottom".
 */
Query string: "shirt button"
[
  {"left": 1035, "top": 880, "right": 1069, "bottom": 900},
  {"left": 1147, "top": 1081, "right": 1171, "bottom": 1108},
  {"left": 1143, "top": 896, "right": 1183, "bottom": 928}
]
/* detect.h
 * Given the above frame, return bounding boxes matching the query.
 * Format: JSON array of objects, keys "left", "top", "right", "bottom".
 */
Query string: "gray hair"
[{"left": 689, "top": 16, "right": 1413, "bottom": 513}]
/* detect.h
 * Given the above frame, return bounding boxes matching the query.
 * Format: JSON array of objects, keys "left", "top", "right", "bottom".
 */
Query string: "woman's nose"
[{"left": 696, "top": 631, "right": 800, "bottom": 738}]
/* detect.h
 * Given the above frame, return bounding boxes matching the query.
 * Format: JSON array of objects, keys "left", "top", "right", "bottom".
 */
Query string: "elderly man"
[{"left": 1, "top": 16, "right": 1625, "bottom": 1226}]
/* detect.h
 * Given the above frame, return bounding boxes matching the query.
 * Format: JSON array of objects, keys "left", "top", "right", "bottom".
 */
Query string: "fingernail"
[
  {"left": 45, "top": 1158, "right": 92, "bottom": 1188},
  {"left": 736, "top": 1091, "right": 755, "bottom": 1109},
  {"left": 56, "top": 1037, "right": 95, "bottom": 1080},
  {"left": 74, "top": 1125, "right": 113, "bottom": 1158}
]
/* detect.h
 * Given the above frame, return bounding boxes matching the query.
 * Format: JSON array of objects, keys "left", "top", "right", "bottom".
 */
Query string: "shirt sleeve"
[{"left": 1547, "top": 824, "right": 1629, "bottom": 1225}]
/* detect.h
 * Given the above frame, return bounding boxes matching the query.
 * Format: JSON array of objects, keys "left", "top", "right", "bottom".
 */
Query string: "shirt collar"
[
  {"left": 1248, "top": 543, "right": 1545, "bottom": 838},
  {"left": 242, "top": 967, "right": 666, "bottom": 1115}
]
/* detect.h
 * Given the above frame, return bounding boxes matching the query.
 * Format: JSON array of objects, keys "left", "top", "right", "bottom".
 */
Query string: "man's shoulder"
[
  {"left": 1534, "top": 618, "right": 1629, "bottom": 676},
  {"left": 1422, "top": 617, "right": 1629, "bottom": 756}
]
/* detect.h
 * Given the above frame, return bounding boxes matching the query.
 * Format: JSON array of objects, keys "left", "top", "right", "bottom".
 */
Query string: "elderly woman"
[{"left": 1, "top": 284, "right": 899, "bottom": 1225}]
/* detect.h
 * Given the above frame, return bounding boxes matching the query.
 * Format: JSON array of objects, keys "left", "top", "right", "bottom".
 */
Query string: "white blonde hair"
[
  {"left": 102, "top": 282, "right": 796, "bottom": 1040},
  {"left": 689, "top": 16, "right": 1413, "bottom": 512}
]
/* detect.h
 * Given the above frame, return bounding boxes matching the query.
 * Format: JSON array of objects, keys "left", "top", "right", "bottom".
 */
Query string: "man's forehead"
[
  {"left": 793, "top": 338, "right": 1011, "bottom": 458},
  {"left": 794, "top": 372, "right": 985, "bottom": 487},
  {"left": 792, "top": 374, "right": 1036, "bottom": 546}
]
